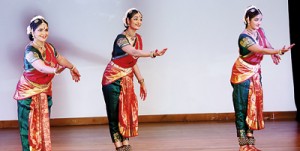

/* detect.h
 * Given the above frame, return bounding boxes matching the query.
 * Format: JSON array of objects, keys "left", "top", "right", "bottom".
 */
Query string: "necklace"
[
  {"left": 125, "top": 31, "right": 136, "bottom": 41},
  {"left": 33, "top": 41, "right": 46, "bottom": 51},
  {"left": 246, "top": 29, "right": 257, "bottom": 37},
  {"left": 246, "top": 29, "right": 258, "bottom": 41},
  {"left": 32, "top": 41, "right": 48, "bottom": 61},
  {"left": 33, "top": 41, "right": 55, "bottom": 67}
]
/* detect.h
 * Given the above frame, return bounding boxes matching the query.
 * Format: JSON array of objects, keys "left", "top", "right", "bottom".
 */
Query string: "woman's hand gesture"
[
  {"left": 154, "top": 48, "right": 168, "bottom": 57},
  {"left": 281, "top": 43, "right": 295, "bottom": 54},
  {"left": 271, "top": 54, "right": 281, "bottom": 65},
  {"left": 139, "top": 80, "right": 147, "bottom": 101},
  {"left": 70, "top": 67, "right": 81, "bottom": 82},
  {"left": 272, "top": 43, "right": 295, "bottom": 65}
]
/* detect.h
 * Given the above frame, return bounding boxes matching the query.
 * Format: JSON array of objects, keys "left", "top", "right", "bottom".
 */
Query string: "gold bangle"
[
  {"left": 153, "top": 50, "right": 157, "bottom": 58},
  {"left": 138, "top": 79, "right": 144, "bottom": 84},
  {"left": 150, "top": 51, "right": 154, "bottom": 58},
  {"left": 70, "top": 66, "right": 75, "bottom": 70},
  {"left": 278, "top": 49, "right": 284, "bottom": 55},
  {"left": 150, "top": 51, "right": 156, "bottom": 58}
]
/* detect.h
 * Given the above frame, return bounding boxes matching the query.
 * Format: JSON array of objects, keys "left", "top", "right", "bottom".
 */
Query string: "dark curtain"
[{"left": 288, "top": 0, "right": 300, "bottom": 121}]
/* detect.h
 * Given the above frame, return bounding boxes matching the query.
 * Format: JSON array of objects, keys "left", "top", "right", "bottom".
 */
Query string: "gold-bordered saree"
[
  {"left": 13, "top": 42, "right": 58, "bottom": 151},
  {"left": 230, "top": 28, "right": 268, "bottom": 130}
]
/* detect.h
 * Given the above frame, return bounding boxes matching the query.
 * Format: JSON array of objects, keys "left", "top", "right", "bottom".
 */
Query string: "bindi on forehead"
[
  {"left": 38, "top": 23, "right": 48, "bottom": 29},
  {"left": 133, "top": 13, "right": 142, "bottom": 18}
]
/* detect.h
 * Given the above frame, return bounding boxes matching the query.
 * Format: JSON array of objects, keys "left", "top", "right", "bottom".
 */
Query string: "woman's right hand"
[
  {"left": 154, "top": 48, "right": 168, "bottom": 57},
  {"left": 281, "top": 43, "right": 295, "bottom": 54}
]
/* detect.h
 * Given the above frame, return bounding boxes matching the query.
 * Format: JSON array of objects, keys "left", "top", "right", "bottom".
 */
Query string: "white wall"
[{"left": 0, "top": 0, "right": 295, "bottom": 120}]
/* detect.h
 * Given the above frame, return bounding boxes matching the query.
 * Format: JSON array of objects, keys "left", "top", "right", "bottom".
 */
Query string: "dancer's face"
[
  {"left": 33, "top": 22, "right": 49, "bottom": 42},
  {"left": 248, "top": 14, "right": 262, "bottom": 30},
  {"left": 128, "top": 12, "right": 142, "bottom": 30}
]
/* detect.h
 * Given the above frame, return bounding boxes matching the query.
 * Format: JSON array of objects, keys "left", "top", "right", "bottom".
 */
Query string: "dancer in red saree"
[
  {"left": 230, "top": 5, "right": 295, "bottom": 151},
  {"left": 13, "top": 15, "right": 81, "bottom": 151},
  {"left": 102, "top": 8, "right": 167, "bottom": 151}
]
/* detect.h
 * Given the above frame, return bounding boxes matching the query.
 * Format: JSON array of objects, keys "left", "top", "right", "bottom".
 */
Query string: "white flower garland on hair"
[
  {"left": 26, "top": 26, "right": 32, "bottom": 35},
  {"left": 242, "top": 5, "right": 257, "bottom": 24},
  {"left": 30, "top": 15, "right": 45, "bottom": 23},
  {"left": 122, "top": 8, "right": 138, "bottom": 27},
  {"left": 26, "top": 15, "right": 45, "bottom": 34}
]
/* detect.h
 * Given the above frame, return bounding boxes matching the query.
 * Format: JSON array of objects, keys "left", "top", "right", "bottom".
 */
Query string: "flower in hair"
[
  {"left": 26, "top": 26, "right": 31, "bottom": 34},
  {"left": 242, "top": 5, "right": 257, "bottom": 24},
  {"left": 30, "top": 15, "right": 45, "bottom": 23},
  {"left": 26, "top": 15, "right": 45, "bottom": 34}
]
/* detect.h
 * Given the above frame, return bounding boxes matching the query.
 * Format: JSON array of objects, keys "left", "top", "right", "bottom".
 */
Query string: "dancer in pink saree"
[{"left": 230, "top": 5, "right": 295, "bottom": 151}]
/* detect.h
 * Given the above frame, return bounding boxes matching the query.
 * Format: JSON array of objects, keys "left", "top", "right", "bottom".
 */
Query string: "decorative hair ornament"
[
  {"left": 26, "top": 26, "right": 31, "bottom": 34},
  {"left": 123, "top": 8, "right": 138, "bottom": 27},
  {"left": 30, "top": 15, "right": 45, "bottom": 23},
  {"left": 243, "top": 5, "right": 257, "bottom": 24},
  {"left": 26, "top": 15, "right": 45, "bottom": 34}
]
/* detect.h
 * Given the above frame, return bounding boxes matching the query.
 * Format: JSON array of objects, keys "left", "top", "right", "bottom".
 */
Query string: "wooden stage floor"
[{"left": 0, "top": 120, "right": 299, "bottom": 151}]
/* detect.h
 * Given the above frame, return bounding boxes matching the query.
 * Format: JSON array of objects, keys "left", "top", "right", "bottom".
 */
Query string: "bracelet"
[
  {"left": 138, "top": 78, "right": 144, "bottom": 84},
  {"left": 278, "top": 49, "right": 284, "bottom": 55},
  {"left": 70, "top": 66, "right": 75, "bottom": 71},
  {"left": 150, "top": 51, "right": 156, "bottom": 58}
]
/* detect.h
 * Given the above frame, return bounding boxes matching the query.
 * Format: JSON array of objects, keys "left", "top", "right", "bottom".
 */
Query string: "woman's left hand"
[
  {"left": 70, "top": 67, "right": 81, "bottom": 82},
  {"left": 271, "top": 54, "right": 281, "bottom": 65},
  {"left": 140, "top": 82, "right": 147, "bottom": 101}
]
